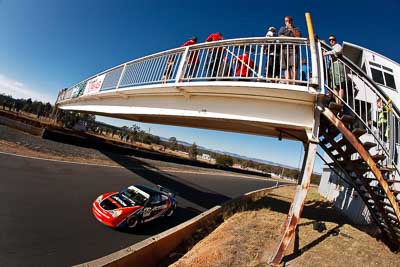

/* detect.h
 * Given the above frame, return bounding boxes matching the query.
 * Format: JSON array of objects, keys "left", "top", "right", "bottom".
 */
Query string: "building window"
[
  {"left": 369, "top": 61, "right": 396, "bottom": 90},
  {"left": 385, "top": 72, "right": 396, "bottom": 89}
]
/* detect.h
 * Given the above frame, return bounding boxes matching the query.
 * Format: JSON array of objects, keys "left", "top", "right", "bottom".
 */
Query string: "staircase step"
[
  {"left": 352, "top": 128, "right": 367, "bottom": 138},
  {"left": 383, "top": 205, "right": 395, "bottom": 214},
  {"left": 363, "top": 176, "right": 386, "bottom": 183},
  {"left": 346, "top": 161, "right": 370, "bottom": 173},
  {"left": 380, "top": 166, "right": 395, "bottom": 174},
  {"left": 325, "top": 126, "right": 341, "bottom": 138},
  {"left": 372, "top": 204, "right": 397, "bottom": 215},
  {"left": 362, "top": 141, "right": 377, "bottom": 151},
  {"left": 387, "top": 213, "right": 399, "bottom": 221},
  {"left": 328, "top": 144, "right": 337, "bottom": 152},
  {"left": 328, "top": 102, "right": 343, "bottom": 114},
  {"left": 345, "top": 146, "right": 357, "bottom": 155},
  {"left": 373, "top": 192, "right": 387, "bottom": 199},
  {"left": 336, "top": 138, "right": 349, "bottom": 148},
  {"left": 351, "top": 153, "right": 386, "bottom": 165},
  {"left": 339, "top": 114, "right": 354, "bottom": 125},
  {"left": 391, "top": 188, "right": 400, "bottom": 194},
  {"left": 371, "top": 153, "right": 386, "bottom": 162}
]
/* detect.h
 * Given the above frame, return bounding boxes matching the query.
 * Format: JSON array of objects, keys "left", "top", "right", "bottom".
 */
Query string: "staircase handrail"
[{"left": 319, "top": 40, "right": 399, "bottom": 175}]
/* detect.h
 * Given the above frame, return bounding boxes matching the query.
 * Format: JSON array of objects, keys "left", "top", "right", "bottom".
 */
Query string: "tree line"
[{"left": 0, "top": 94, "right": 53, "bottom": 118}]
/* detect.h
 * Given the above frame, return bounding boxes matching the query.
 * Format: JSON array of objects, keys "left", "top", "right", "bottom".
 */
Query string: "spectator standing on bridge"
[
  {"left": 324, "top": 35, "right": 345, "bottom": 104},
  {"left": 181, "top": 37, "right": 200, "bottom": 81},
  {"left": 205, "top": 32, "right": 224, "bottom": 79},
  {"left": 265, "top": 26, "right": 280, "bottom": 80},
  {"left": 162, "top": 53, "right": 177, "bottom": 83},
  {"left": 234, "top": 51, "right": 255, "bottom": 79},
  {"left": 278, "top": 16, "right": 302, "bottom": 83}
]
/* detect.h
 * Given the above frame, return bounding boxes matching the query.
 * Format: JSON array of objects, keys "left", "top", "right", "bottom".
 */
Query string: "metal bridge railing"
[
  {"left": 56, "top": 37, "right": 313, "bottom": 103},
  {"left": 321, "top": 42, "right": 400, "bottom": 177}
]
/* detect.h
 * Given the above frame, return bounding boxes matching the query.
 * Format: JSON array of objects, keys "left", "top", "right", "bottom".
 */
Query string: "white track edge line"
[{"left": 0, "top": 150, "right": 282, "bottom": 182}]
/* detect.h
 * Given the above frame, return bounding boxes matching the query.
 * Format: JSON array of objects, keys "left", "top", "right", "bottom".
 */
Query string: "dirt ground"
[{"left": 171, "top": 186, "right": 400, "bottom": 267}]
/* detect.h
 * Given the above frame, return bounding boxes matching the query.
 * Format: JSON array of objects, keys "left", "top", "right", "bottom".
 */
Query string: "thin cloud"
[{"left": 0, "top": 74, "right": 54, "bottom": 103}]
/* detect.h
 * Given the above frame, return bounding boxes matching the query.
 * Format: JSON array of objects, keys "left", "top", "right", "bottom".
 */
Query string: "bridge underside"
[
  {"left": 80, "top": 111, "right": 310, "bottom": 142},
  {"left": 58, "top": 83, "right": 316, "bottom": 142}
]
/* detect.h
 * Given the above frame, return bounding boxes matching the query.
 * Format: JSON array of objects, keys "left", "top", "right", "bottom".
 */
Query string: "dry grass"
[{"left": 171, "top": 186, "right": 400, "bottom": 267}]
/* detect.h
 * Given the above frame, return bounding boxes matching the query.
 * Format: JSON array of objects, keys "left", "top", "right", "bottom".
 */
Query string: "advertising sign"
[
  {"left": 71, "top": 82, "right": 86, "bottom": 98},
  {"left": 84, "top": 74, "right": 106, "bottom": 95},
  {"left": 64, "top": 88, "right": 73, "bottom": 99}
]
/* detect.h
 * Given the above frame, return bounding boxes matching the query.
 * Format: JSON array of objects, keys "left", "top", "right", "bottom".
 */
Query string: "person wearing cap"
[
  {"left": 205, "top": 32, "right": 224, "bottom": 78},
  {"left": 182, "top": 37, "right": 199, "bottom": 81},
  {"left": 266, "top": 26, "right": 276, "bottom": 37},
  {"left": 265, "top": 26, "right": 280, "bottom": 80},
  {"left": 324, "top": 35, "right": 345, "bottom": 103}
]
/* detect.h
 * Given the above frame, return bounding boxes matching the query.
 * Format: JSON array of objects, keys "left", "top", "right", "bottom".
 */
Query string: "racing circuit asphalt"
[{"left": 0, "top": 153, "right": 286, "bottom": 266}]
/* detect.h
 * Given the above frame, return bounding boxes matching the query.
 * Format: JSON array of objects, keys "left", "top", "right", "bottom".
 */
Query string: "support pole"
[
  {"left": 305, "top": 12, "right": 319, "bottom": 87},
  {"left": 269, "top": 142, "right": 317, "bottom": 265}
]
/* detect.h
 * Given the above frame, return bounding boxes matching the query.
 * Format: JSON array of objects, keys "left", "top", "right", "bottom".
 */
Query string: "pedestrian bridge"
[
  {"left": 57, "top": 37, "right": 318, "bottom": 142},
  {"left": 56, "top": 33, "right": 400, "bottom": 263}
]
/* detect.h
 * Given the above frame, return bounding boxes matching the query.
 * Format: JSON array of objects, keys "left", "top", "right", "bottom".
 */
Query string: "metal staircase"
[
  {"left": 315, "top": 38, "right": 400, "bottom": 249},
  {"left": 319, "top": 102, "right": 400, "bottom": 248}
]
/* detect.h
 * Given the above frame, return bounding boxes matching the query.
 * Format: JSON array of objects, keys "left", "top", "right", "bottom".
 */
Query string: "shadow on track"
[
  {"left": 99, "top": 150, "right": 231, "bottom": 209},
  {"left": 42, "top": 127, "right": 271, "bottom": 178}
]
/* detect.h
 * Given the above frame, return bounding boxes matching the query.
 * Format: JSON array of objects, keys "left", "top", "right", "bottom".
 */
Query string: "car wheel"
[
  {"left": 126, "top": 216, "right": 138, "bottom": 228},
  {"left": 165, "top": 204, "right": 176, "bottom": 217}
]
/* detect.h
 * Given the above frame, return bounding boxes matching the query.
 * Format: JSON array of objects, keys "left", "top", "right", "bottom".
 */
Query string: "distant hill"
[
  {"left": 122, "top": 134, "right": 321, "bottom": 175},
  {"left": 161, "top": 136, "right": 308, "bottom": 171}
]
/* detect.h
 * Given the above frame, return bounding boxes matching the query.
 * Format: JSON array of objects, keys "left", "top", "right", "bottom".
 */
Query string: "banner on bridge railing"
[
  {"left": 83, "top": 74, "right": 106, "bottom": 96},
  {"left": 71, "top": 82, "right": 86, "bottom": 98}
]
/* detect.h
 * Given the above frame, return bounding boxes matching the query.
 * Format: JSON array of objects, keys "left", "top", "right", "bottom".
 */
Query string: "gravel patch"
[{"left": 0, "top": 125, "right": 110, "bottom": 160}]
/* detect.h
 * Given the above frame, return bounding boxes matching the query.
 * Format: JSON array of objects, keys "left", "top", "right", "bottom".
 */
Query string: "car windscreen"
[{"left": 120, "top": 189, "right": 149, "bottom": 206}]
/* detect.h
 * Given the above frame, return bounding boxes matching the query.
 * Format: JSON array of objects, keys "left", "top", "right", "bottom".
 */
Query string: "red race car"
[{"left": 92, "top": 185, "right": 177, "bottom": 229}]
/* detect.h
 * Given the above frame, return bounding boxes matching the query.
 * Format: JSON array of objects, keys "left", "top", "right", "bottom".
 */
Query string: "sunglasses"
[{"left": 329, "top": 39, "right": 336, "bottom": 41}]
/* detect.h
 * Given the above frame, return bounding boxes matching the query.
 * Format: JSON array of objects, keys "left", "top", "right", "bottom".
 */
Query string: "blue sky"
[{"left": 1, "top": 0, "right": 399, "bottom": 171}]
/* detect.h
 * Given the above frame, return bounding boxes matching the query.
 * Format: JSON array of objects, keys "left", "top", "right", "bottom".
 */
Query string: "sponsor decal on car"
[
  {"left": 152, "top": 204, "right": 167, "bottom": 211},
  {"left": 143, "top": 207, "right": 152, "bottom": 217},
  {"left": 111, "top": 195, "right": 128, "bottom": 207}
]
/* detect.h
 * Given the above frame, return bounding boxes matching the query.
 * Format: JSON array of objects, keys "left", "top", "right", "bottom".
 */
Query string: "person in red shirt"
[
  {"left": 205, "top": 32, "right": 224, "bottom": 42},
  {"left": 205, "top": 32, "right": 224, "bottom": 78},
  {"left": 235, "top": 52, "right": 255, "bottom": 78},
  {"left": 181, "top": 37, "right": 199, "bottom": 80}
]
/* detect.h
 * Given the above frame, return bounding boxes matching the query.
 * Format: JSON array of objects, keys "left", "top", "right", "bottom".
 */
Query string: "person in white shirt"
[{"left": 265, "top": 26, "right": 280, "bottom": 80}]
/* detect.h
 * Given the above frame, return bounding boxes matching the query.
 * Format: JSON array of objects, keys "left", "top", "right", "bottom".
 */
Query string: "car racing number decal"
[{"left": 143, "top": 207, "right": 152, "bottom": 217}]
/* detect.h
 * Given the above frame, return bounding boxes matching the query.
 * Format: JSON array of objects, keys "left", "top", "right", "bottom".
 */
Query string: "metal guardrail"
[
  {"left": 321, "top": 42, "right": 400, "bottom": 176},
  {"left": 56, "top": 37, "right": 313, "bottom": 103}
]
